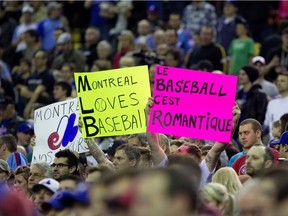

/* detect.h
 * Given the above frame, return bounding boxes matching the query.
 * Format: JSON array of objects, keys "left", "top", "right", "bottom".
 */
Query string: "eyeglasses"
[{"left": 51, "top": 163, "right": 69, "bottom": 168}]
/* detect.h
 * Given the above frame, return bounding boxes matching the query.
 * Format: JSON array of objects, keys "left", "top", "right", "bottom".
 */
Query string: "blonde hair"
[
  {"left": 212, "top": 167, "right": 242, "bottom": 195},
  {"left": 202, "top": 183, "right": 234, "bottom": 216},
  {"left": 118, "top": 30, "right": 135, "bottom": 51}
]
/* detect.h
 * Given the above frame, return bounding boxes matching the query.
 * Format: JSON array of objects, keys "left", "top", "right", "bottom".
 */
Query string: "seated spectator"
[
  {"left": 58, "top": 175, "right": 82, "bottom": 191},
  {"left": 28, "top": 162, "right": 53, "bottom": 191}
]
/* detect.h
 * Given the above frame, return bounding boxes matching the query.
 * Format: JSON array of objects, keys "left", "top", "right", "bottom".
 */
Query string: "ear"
[
  {"left": 0, "top": 144, "right": 7, "bottom": 151},
  {"left": 161, "top": 144, "right": 166, "bottom": 152},
  {"left": 256, "top": 129, "right": 262, "bottom": 139},
  {"left": 264, "top": 160, "right": 273, "bottom": 168},
  {"left": 69, "top": 166, "right": 77, "bottom": 174},
  {"left": 129, "top": 159, "right": 137, "bottom": 167}
]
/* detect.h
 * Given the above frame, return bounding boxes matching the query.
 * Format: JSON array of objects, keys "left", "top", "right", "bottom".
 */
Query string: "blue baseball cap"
[
  {"left": 270, "top": 132, "right": 288, "bottom": 147},
  {"left": 17, "top": 122, "right": 34, "bottom": 133},
  {"left": 70, "top": 182, "right": 90, "bottom": 205},
  {"left": 41, "top": 190, "right": 74, "bottom": 211}
]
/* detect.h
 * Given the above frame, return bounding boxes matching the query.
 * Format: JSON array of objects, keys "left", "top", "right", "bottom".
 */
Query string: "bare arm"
[
  {"left": 146, "top": 97, "right": 167, "bottom": 166},
  {"left": 205, "top": 103, "right": 241, "bottom": 172}
]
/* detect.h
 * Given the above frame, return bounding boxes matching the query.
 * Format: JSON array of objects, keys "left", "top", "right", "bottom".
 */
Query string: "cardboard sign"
[
  {"left": 32, "top": 98, "right": 88, "bottom": 164},
  {"left": 148, "top": 65, "right": 238, "bottom": 143},
  {"left": 74, "top": 66, "right": 151, "bottom": 138}
]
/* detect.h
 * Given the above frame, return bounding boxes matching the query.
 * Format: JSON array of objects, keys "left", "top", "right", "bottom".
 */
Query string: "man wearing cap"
[
  {"left": 52, "top": 32, "right": 86, "bottom": 71},
  {"left": 0, "top": 134, "right": 28, "bottom": 171},
  {"left": 12, "top": 4, "right": 37, "bottom": 52},
  {"left": 264, "top": 72, "right": 288, "bottom": 139},
  {"left": 16, "top": 122, "right": 34, "bottom": 158},
  {"left": 252, "top": 56, "right": 279, "bottom": 99},
  {"left": 32, "top": 178, "right": 60, "bottom": 211},
  {"left": 236, "top": 65, "right": 268, "bottom": 124}
]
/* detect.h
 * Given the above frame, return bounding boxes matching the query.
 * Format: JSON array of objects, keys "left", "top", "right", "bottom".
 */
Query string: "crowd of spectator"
[{"left": 0, "top": 0, "right": 288, "bottom": 215}]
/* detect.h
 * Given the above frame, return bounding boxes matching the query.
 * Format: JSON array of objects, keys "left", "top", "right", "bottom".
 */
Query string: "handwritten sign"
[
  {"left": 32, "top": 98, "right": 88, "bottom": 164},
  {"left": 74, "top": 66, "right": 151, "bottom": 138},
  {"left": 148, "top": 65, "right": 238, "bottom": 143}
]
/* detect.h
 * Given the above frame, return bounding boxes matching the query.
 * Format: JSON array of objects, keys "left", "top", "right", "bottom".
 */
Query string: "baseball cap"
[
  {"left": 22, "top": 5, "right": 34, "bottom": 14},
  {"left": 0, "top": 160, "right": 10, "bottom": 173},
  {"left": 32, "top": 178, "right": 60, "bottom": 194},
  {"left": 17, "top": 122, "right": 34, "bottom": 134},
  {"left": 57, "top": 32, "right": 72, "bottom": 45},
  {"left": 252, "top": 56, "right": 266, "bottom": 65},
  {"left": 106, "top": 140, "right": 126, "bottom": 156},
  {"left": 147, "top": 5, "right": 159, "bottom": 13},
  {"left": 270, "top": 131, "right": 288, "bottom": 147}
]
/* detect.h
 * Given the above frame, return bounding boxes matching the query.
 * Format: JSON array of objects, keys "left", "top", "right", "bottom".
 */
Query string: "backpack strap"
[{"left": 14, "top": 152, "right": 21, "bottom": 167}]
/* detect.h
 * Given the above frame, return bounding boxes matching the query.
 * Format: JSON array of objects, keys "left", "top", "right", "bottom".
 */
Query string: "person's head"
[
  {"left": 281, "top": 27, "right": 288, "bottom": 49},
  {"left": 168, "top": 13, "right": 181, "bottom": 30},
  {"left": 0, "top": 159, "right": 10, "bottom": 181},
  {"left": 33, "top": 50, "right": 48, "bottom": 69},
  {"left": 146, "top": 5, "right": 159, "bottom": 22},
  {"left": 52, "top": 149, "right": 79, "bottom": 180},
  {"left": 252, "top": 56, "right": 266, "bottom": 77},
  {"left": 131, "top": 168, "right": 198, "bottom": 216},
  {"left": 53, "top": 81, "right": 72, "bottom": 101},
  {"left": 85, "top": 26, "right": 100, "bottom": 46},
  {"left": 156, "top": 43, "right": 169, "bottom": 57},
  {"left": 47, "top": 1, "right": 62, "bottom": 19},
  {"left": 200, "top": 25, "right": 214, "bottom": 45},
  {"left": 58, "top": 175, "right": 82, "bottom": 191},
  {"left": 0, "top": 134, "right": 17, "bottom": 160},
  {"left": 14, "top": 166, "right": 30, "bottom": 195},
  {"left": 113, "top": 144, "right": 141, "bottom": 171},
  {"left": 212, "top": 167, "right": 242, "bottom": 195},
  {"left": 60, "top": 63, "right": 75, "bottom": 82},
  {"left": 239, "top": 65, "right": 259, "bottom": 85},
  {"left": 245, "top": 146, "right": 274, "bottom": 177},
  {"left": 280, "top": 113, "right": 288, "bottom": 134},
  {"left": 16, "top": 122, "right": 34, "bottom": 148},
  {"left": 238, "top": 118, "right": 262, "bottom": 149},
  {"left": 19, "top": 58, "right": 32, "bottom": 74},
  {"left": 57, "top": 32, "right": 73, "bottom": 53},
  {"left": 165, "top": 29, "right": 178, "bottom": 47},
  {"left": 28, "top": 162, "right": 52, "bottom": 190},
  {"left": 97, "top": 40, "right": 111, "bottom": 59},
  {"left": 223, "top": 1, "right": 238, "bottom": 17},
  {"left": 167, "top": 154, "right": 201, "bottom": 188},
  {"left": 137, "top": 19, "right": 151, "bottom": 36},
  {"left": 106, "top": 140, "right": 126, "bottom": 161},
  {"left": 53, "top": 27, "right": 65, "bottom": 44},
  {"left": 236, "top": 17, "right": 249, "bottom": 37},
  {"left": 32, "top": 178, "right": 60, "bottom": 207},
  {"left": 170, "top": 140, "right": 185, "bottom": 154},
  {"left": 201, "top": 183, "right": 234, "bottom": 216},
  {"left": 138, "top": 147, "right": 151, "bottom": 169},
  {"left": 0, "top": 97, "right": 15, "bottom": 121},
  {"left": 276, "top": 73, "right": 288, "bottom": 95},
  {"left": 164, "top": 48, "right": 181, "bottom": 67},
  {"left": 127, "top": 134, "right": 147, "bottom": 147},
  {"left": 175, "top": 144, "right": 202, "bottom": 164},
  {"left": 195, "top": 60, "right": 214, "bottom": 72},
  {"left": 118, "top": 30, "right": 134, "bottom": 51},
  {"left": 24, "top": 29, "right": 39, "bottom": 46},
  {"left": 271, "top": 120, "right": 282, "bottom": 139},
  {"left": 119, "top": 56, "right": 135, "bottom": 68},
  {"left": 153, "top": 29, "right": 165, "bottom": 47}
]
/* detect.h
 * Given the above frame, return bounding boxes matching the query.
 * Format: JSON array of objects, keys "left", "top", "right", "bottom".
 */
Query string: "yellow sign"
[{"left": 74, "top": 66, "right": 151, "bottom": 138}]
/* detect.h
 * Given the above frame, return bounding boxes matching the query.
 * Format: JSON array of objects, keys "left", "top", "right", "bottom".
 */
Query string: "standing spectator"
[
  {"left": 37, "top": 2, "right": 69, "bottom": 51},
  {"left": 0, "top": 134, "right": 28, "bottom": 171},
  {"left": 252, "top": 56, "right": 279, "bottom": 99},
  {"left": 112, "top": 30, "right": 135, "bottom": 68},
  {"left": 216, "top": 1, "right": 240, "bottom": 52},
  {"left": 228, "top": 18, "right": 254, "bottom": 76},
  {"left": 264, "top": 73, "right": 288, "bottom": 138},
  {"left": 236, "top": 66, "right": 268, "bottom": 125},
  {"left": 186, "top": 25, "right": 226, "bottom": 71},
  {"left": 52, "top": 32, "right": 87, "bottom": 72},
  {"left": 12, "top": 5, "right": 37, "bottom": 53},
  {"left": 81, "top": 27, "right": 100, "bottom": 70},
  {"left": 182, "top": 0, "right": 217, "bottom": 36}
]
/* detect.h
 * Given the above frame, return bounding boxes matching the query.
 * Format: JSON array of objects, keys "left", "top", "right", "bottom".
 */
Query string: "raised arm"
[
  {"left": 146, "top": 97, "right": 167, "bottom": 166},
  {"left": 205, "top": 103, "right": 241, "bottom": 172},
  {"left": 78, "top": 118, "right": 114, "bottom": 169}
]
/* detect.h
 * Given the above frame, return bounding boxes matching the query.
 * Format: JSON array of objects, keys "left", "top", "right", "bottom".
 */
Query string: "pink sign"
[{"left": 148, "top": 65, "right": 238, "bottom": 143}]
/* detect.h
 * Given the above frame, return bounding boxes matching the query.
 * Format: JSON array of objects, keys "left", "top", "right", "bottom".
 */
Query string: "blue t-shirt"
[{"left": 6, "top": 152, "right": 28, "bottom": 171}]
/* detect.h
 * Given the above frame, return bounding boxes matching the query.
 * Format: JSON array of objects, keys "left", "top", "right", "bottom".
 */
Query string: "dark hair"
[
  {"left": 139, "top": 147, "right": 151, "bottom": 165},
  {"left": 19, "top": 58, "right": 32, "bottom": 67},
  {"left": 14, "top": 166, "right": 31, "bottom": 182},
  {"left": 54, "top": 81, "right": 72, "bottom": 97},
  {"left": 0, "top": 134, "right": 17, "bottom": 152},
  {"left": 55, "top": 149, "right": 79, "bottom": 172},
  {"left": 240, "top": 118, "right": 262, "bottom": 132},
  {"left": 24, "top": 29, "right": 39, "bottom": 42},
  {"left": 264, "top": 147, "right": 274, "bottom": 162},
  {"left": 115, "top": 144, "right": 141, "bottom": 163},
  {"left": 58, "top": 174, "right": 82, "bottom": 184},
  {"left": 280, "top": 113, "right": 288, "bottom": 134},
  {"left": 127, "top": 133, "right": 147, "bottom": 146},
  {"left": 165, "top": 48, "right": 181, "bottom": 61}
]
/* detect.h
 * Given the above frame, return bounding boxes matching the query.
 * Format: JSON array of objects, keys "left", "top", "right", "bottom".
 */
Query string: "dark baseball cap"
[{"left": 17, "top": 122, "right": 34, "bottom": 134}]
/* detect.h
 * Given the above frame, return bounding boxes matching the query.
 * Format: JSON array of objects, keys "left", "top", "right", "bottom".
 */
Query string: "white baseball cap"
[
  {"left": 252, "top": 56, "right": 266, "bottom": 65},
  {"left": 32, "top": 178, "right": 60, "bottom": 194}
]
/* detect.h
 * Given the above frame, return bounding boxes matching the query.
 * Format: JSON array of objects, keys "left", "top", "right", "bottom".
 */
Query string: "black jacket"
[{"left": 237, "top": 84, "right": 268, "bottom": 124}]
